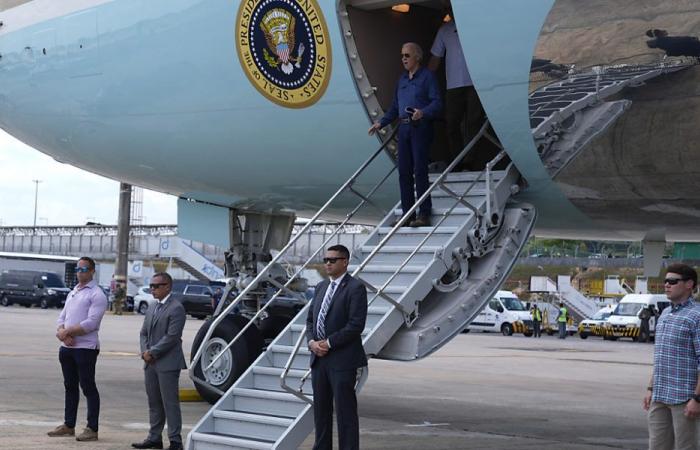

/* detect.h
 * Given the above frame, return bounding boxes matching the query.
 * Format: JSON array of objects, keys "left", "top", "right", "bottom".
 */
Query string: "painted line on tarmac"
[{"left": 405, "top": 421, "right": 450, "bottom": 427}]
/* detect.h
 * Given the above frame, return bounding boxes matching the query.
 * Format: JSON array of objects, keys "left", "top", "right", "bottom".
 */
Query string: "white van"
[
  {"left": 604, "top": 294, "right": 671, "bottom": 341},
  {"left": 468, "top": 290, "right": 533, "bottom": 336}
]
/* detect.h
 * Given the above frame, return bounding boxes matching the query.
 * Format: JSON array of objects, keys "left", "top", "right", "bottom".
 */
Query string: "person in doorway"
[
  {"left": 306, "top": 245, "right": 368, "bottom": 450},
  {"left": 428, "top": 2, "right": 487, "bottom": 170},
  {"left": 48, "top": 256, "right": 108, "bottom": 442},
  {"left": 643, "top": 263, "right": 700, "bottom": 449},
  {"left": 132, "top": 272, "right": 187, "bottom": 450},
  {"left": 556, "top": 302, "right": 568, "bottom": 339},
  {"left": 530, "top": 303, "right": 542, "bottom": 338},
  {"left": 369, "top": 42, "right": 442, "bottom": 228}
]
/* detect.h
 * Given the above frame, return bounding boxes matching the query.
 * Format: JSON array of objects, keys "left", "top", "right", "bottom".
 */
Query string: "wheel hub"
[{"left": 200, "top": 337, "right": 233, "bottom": 387}]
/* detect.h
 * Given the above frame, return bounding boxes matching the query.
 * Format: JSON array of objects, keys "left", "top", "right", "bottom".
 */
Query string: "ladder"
[{"left": 186, "top": 123, "right": 536, "bottom": 449}]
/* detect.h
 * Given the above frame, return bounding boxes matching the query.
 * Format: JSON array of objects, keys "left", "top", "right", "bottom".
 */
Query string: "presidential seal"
[{"left": 236, "top": 0, "right": 332, "bottom": 108}]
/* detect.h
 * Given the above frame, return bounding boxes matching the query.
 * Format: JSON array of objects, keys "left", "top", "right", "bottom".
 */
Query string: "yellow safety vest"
[
  {"left": 558, "top": 307, "right": 568, "bottom": 322},
  {"left": 532, "top": 309, "right": 541, "bottom": 321}
]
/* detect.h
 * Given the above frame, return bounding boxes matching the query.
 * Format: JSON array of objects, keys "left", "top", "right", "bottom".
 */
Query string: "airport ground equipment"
[
  {"left": 185, "top": 124, "right": 536, "bottom": 449},
  {"left": 530, "top": 275, "right": 598, "bottom": 321},
  {"left": 467, "top": 290, "right": 534, "bottom": 337},
  {"left": 158, "top": 237, "right": 225, "bottom": 282}
]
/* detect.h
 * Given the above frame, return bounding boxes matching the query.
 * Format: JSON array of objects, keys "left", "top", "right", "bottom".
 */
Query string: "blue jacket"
[{"left": 380, "top": 67, "right": 442, "bottom": 128}]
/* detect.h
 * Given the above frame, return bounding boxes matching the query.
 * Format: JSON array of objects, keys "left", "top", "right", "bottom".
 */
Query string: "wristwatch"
[{"left": 693, "top": 394, "right": 700, "bottom": 403}]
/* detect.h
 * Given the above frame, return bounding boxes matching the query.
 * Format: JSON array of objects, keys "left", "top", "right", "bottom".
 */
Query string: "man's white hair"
[{"left": 403, "top": 42, "right": 423, "bottom": 62}]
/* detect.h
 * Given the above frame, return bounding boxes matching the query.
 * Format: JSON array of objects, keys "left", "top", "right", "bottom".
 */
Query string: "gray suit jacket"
[{"left": 140, "top": 294, "right": 187, "bottom": 372}]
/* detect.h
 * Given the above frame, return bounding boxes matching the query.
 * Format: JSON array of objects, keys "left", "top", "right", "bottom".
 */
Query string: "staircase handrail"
[
  {"left": 189, "top": 127, "right": 400, "bottom": 392},
  {"left": 280, "top": 119, "right": 511, "bottom": 401}
]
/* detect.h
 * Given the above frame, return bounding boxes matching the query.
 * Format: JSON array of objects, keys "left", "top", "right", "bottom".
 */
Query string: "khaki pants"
[{"left": 648, "top": 401, "right": 699, "bottom": 450}]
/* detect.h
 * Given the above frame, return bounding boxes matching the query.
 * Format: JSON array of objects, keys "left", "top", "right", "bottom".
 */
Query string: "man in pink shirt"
[{"left": 47, "top": 256, "right": 108, "bottom": 442}]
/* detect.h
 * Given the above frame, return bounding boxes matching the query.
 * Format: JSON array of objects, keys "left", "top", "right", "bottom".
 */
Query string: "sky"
[{"left": 0, "top": 130, "right": 177, "bottom": 226}]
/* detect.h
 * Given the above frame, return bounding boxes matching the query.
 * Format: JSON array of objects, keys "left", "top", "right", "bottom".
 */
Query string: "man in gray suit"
[{"left": 132, "top": 272, "right": 187, "bottom": 450}]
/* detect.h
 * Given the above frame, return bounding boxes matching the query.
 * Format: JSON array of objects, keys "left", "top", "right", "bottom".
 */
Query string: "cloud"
[{"left": 0, "top": 130, "right": 177, "bottom": 226}]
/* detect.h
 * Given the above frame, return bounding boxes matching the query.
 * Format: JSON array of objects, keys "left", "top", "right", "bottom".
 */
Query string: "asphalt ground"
[{"left": 0, "top": 306, "right": 654, "bottom": 449}]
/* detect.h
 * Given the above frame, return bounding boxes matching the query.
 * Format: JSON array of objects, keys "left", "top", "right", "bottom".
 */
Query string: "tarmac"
[{"left": 0, "top": 306, "right": 653, "bottom": 449}]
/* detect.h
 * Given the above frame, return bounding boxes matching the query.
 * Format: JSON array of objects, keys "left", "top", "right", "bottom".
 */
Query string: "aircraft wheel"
[{"left": 191, "top": 315, "right": 263, "bottom": 404}]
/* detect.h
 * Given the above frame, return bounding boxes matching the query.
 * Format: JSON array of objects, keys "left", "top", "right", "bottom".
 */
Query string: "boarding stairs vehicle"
[
  {"left": 158, "top": 237, "right": 225, "bottom": 282},
  {"left": 530, "top": 275, "right": 597, "bottom": 321},
  {"left": 186, "top": 123, "right": 537, "bottom": 450}
]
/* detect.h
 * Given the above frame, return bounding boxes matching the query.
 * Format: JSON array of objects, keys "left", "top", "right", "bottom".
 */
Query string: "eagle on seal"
[{"left": 261, "top": 8, "right": 305, "bottom": 75}]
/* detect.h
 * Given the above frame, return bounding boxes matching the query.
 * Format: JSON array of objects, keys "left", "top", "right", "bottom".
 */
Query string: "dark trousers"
[
  {"left": 445, "top": 86, "right": 485, "bottom": 169},
  {"left": 558, "top": 322, "right": 567, "bottom": 339},
  {"left": 58, "top": 346, "right": 100, "bottom": 431},
  {"left": 144, "top": 366, "right": 182, "bottom": 444},
  {"left": 311, "top": 360, "right": 361, "bottom": 450},
  {"left": 398, "top": 123, "right": 433, "bottom": 220},
  {"left": 532, "top": 321, "right": 541, "bottom": 337}
]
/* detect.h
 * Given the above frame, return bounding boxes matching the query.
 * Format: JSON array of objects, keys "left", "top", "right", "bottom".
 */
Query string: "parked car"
[
  {"left": 0, "top": 270, "right": 71, "bottom": 309},
  {"left": 578, "top": 306, "right": 615, "bottom": 339},
  {"left": 178, "top": 284, "right": 215, "bottom": 319},
  {"left": 134, "top": 286, "right": 156, "bottom": 315}
]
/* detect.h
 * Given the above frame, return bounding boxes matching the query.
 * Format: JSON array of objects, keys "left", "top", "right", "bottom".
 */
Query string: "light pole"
[{"left": 32, "top": 179, "right": 42, "bottom": 227}]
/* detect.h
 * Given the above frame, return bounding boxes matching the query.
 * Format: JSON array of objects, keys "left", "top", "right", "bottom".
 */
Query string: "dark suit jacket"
[
  {"left": 140, "top": 294, "right": 187, "bottom": 372},
  {"left": 306, "top": 274, "right": 368, "bottom": 370}
]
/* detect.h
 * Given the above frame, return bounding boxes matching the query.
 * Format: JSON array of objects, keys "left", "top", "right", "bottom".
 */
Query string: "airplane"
[{"left": 1, "top": 0, "right": 699, "bottom": 448}]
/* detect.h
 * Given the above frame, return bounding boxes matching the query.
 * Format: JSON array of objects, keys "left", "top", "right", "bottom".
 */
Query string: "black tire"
[
  {"left": 190, "top": 315, "right": 264, "bottom": 404},
  {"left": 461, "top": 329, "right": 470, "bottom": 334},
  {"left": 1, "top": 296, "right": 10, "bottom": 307},
  {"left": 23, "top": 303, "right": 31, "bottom": 308},
  {"left": 547, "top": 330, "right": 554, "bottom": 336},
  {"left": 258, "top": 315, "right": 292, "bottom": 341},
  {"left": 39, "top": 297, "right": 49, "bottom": 309},
  {"left": 501, "top": 323, "right": 513, "bottom": 336},
  {"left": 138, "top": 302, "right": 149, "bottom": 315},
  {"left": 523, "top": 331, "right": 533, "bottom": 337},
  {"left": 603, "top": 335, "right": 618, "bottom": 341},
  {"left": 579, "top": 333, "right": 588, "bottom": 339},
  {"left": 568, "top": 331, "right": 575, "bottom": 336}
]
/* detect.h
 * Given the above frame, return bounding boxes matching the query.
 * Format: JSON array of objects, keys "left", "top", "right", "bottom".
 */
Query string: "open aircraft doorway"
[{"left": 338, "top": 0, "right": 452, "bottom": 166}]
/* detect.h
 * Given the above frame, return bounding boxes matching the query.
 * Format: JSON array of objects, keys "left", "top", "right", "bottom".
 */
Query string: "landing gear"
[{"left": 191, "top": 315, "right": 263, "bottom": 404}]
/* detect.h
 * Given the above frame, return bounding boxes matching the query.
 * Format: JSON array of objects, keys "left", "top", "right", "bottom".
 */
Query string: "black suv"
[
  {"left": 0, "top": 270, "right": 71, "bottom": 309},
  {"left": 172, "top": 281, "right": 215, "bottom": 319}
]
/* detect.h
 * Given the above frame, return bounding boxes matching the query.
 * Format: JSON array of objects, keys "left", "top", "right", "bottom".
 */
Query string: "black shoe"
[
  {"left": 409, "top": 216, "right": 431, "bottom": 227},
  {"left": 132, "top": 439, "right": 164, "bottom": 449},
  {"left": 166, "top": 443, "right": 183, "bottom": 450}
]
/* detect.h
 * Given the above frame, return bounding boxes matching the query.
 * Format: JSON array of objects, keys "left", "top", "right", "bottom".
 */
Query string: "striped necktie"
[{"left": 316, "top": 281, "right": 337, "bottom": 340}]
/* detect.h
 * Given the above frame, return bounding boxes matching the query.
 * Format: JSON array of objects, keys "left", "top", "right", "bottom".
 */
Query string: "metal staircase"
[{"left": 186, "top": 123, "right": 536, "bottom": 450}]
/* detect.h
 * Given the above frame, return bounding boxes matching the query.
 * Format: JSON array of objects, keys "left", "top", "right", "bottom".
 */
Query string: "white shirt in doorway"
[{"left": 430, "top": 20, "right": 473, "bottom": 89}]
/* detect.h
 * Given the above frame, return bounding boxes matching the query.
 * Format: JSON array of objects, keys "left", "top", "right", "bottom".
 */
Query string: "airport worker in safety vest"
[
  {"left": 530, "top": 304, "right": 542, "bottom": 338},
  {"left": 557, "top": 303, "right": 568, "bottom": 339}
]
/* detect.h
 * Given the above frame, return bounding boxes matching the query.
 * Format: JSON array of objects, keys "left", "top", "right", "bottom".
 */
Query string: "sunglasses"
[
  {"left": 149, "top": 283, "right": 169, "bottom": 289},
  {"left": 664, "top": 278, "right": 687, "bottom": 285},
  {"left": 401, "top": 53, "right": 412, "bottom": 58},
  {"left": 323, "top": 257, "right": 347, "bottom": 264},
  {"left": 75, "top": 267, "right": 91, "bottom": 273}
]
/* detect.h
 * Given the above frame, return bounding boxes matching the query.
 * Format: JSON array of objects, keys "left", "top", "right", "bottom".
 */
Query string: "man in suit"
[
  {"left": 132, "top": 272, "right": 187, "bottom": 450},
  {"left": 306, "top": 244, "right": 368, "bottom": 450}
]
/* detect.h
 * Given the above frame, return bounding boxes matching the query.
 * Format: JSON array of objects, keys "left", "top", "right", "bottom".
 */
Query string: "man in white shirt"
[{"left": 429, "top": 6, "right": 487, "bottom": 171}]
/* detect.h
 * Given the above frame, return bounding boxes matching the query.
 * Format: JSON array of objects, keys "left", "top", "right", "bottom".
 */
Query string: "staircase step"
[
  {"left": 352, "top": 264, "right": 425, "bottom": 288},
  {"left": 230, "top": 388, "right": 308, "bottom": 418},
  {"left": 252, "top": 366, "right": 312, "bottom": 393},
  {"left": 359, "top": 245, "right": 442, "bottom": 265},
  {"left": 268, "top": 344, "right": 311, "bottom": 369},
  {"left": 189, "top": 431, "right": 274, "bottom": 450},
  {"left": 430, "top": 170, "right": 507, "bottom": 182},
  {"left": 212, "top": 410, "right": 293, "bottom": 442}
]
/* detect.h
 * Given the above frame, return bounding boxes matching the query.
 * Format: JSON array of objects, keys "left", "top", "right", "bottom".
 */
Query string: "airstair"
[
  {"left": 530, "top": 275, "right": 598, "bottom": 321},
  {"left": 186, "top": 123, "right": 536, "bottom": 449},
  {"left": 158, "top": 237, "right": 225, "bottom": 282}
]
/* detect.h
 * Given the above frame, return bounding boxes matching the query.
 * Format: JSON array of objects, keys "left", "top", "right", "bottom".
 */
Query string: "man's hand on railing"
[{"left": 309, "top": 339, "right": 329, "bottom": 357}]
